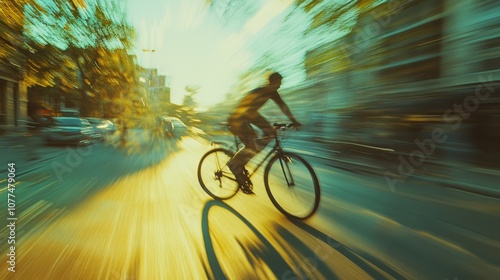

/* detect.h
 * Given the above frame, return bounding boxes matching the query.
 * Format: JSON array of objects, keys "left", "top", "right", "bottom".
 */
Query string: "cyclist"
[{"left": 227, "top": 72, "right": 301, "bottom": 194}]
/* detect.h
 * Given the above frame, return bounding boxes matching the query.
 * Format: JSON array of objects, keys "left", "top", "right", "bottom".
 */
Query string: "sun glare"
[{"left": 127, "top": 0, "right": 294, "bottom": 106}]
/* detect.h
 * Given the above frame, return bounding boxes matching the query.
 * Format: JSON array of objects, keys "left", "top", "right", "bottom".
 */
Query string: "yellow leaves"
[
  {"left": 356, "top": 0, "right": 374, "bottom": 11},
  {"left": 296, "top": 0, "right": 323, "bottom": 13},
  {"left": 70, "top": 0, "right": 86, "bottom": 9},
  {"left": 300, "top": 0, "right": 380, "bottom": 32},
  {"left": 0, "top": 0, "right": 25, "bottom": 29}
]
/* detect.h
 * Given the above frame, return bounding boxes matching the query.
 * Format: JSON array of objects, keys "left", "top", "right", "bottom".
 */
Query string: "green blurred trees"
[
  {"left": 295, "top": 0, "right": 377, "bottom": 31},
  {"left": 179, "top": 85, "right": 200, "bottom": 125},
  {"left": 2, "top": 0, "right": 137, "bottom": 117},
  {"left": 182, "top": 85, "right": 199, "bottom": 108},
  {"left": 234, "top": 0, "right": 380, "bottom": 79}
]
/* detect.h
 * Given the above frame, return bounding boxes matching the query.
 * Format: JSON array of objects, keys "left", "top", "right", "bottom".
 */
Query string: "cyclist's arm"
[{"left": 272, "top": 93, "right": 301, "bottom": 126}]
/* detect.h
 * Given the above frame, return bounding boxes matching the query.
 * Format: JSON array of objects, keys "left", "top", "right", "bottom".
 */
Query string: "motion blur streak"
[
  {"left": 1, "top": 135, "right": 499, "bottom": 279},
  {"left": 0, "top": 138, "right": 370, "bottom": 280},
  {"left": 1, "top": 0, "right": 500, "bottom": 279}
]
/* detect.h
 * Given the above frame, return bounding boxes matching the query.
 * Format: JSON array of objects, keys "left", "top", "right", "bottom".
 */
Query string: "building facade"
[
  {"left": 138, "top": 67, "right": 171, "bottom": 109},
  {"left": 304, "top": 0, "right": 500, "bottom": 165},
  {"left": 0, "top": 44, "right": 28, "bottom": 133}
]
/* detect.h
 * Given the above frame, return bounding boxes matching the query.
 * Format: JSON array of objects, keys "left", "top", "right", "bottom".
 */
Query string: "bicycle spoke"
[
  {"left": 279, "top": 157, "right": 293, "bottom": 187},
  {"left": 198, "top": 148, "right": 239, "bottom": 200},
  {"left": 284, "top": 181, "right": 307, "bottom": 215},
  {"left": 264, "top": 152, "right": 320, "bottom": 219}
]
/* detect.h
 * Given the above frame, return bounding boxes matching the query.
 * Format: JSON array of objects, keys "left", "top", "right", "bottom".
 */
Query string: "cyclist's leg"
[
  {"left": 227, "top": 118, "right": 257, "bottom": 191},
  {"left": 228, "top": 120, "right": 257, "bottom": 166},
  {"left": 252, "top": 114, "right": 275, "bottom": 151}
]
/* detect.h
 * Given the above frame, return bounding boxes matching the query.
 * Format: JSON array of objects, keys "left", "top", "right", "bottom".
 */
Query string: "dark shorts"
[{"left": 228, "top": 114, "right": 274, "bottom": 150}]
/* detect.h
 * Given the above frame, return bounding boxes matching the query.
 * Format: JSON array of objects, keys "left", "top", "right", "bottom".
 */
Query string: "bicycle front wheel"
[
  {"left": 197, "top": 148, "right": 239, "bottom": 200},
  {"left": 264, "top": 152, "right": 320, "bottom": 219}
]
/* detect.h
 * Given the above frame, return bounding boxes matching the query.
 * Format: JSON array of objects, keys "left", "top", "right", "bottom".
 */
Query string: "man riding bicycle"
[{"left": 227, "top": 72, "right": 301, "bottom": 194}]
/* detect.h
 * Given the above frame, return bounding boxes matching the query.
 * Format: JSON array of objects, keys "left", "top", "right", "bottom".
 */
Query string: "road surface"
[{"left": 0, "top": 132, "right": 498, "bottom": 279}]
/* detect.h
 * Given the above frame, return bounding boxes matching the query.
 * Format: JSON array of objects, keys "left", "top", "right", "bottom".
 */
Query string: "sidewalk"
[
  {"left": 0, "top": 131, "right": 64, "bottom": 177},
  {"left": 414, "top": 162, "right": 500, "bottom": 199},
  {"left": 308, "top": 136, "right": 500, "bottom": 199}
]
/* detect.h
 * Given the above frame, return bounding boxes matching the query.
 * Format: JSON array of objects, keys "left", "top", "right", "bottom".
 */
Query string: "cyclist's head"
[{"left": 267, "top": 72, "right": 283, "bottom": 90}]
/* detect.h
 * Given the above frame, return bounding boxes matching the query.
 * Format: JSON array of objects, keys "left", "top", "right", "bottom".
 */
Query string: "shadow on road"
[
  {"left": 289, "top": 219, "right": 404, "bottom": 279},
  {"left": 201, "top": 199, "right": 294, "bottom": 279},
  {"left": 201, "top": 199, "right": 405, "bottom": 279},
  {"left": 201, "top": 200, "right": 339, "bottom": 279}
]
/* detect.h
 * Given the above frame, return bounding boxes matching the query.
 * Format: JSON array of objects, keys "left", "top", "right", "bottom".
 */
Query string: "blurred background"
[
  {"left": 1, "top": 0, "right": 499, "bottom": 279},
  {"left": 1, "top": 0, "right": 498, "bottom": 170}
]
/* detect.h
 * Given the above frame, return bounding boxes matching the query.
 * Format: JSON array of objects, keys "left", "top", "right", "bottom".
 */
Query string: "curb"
[
  {"left": 412, "top": 173, "right": 500, "bottom": 199},
  {"left": 312, "top": 137, "right": 500, "bottom": 198}
]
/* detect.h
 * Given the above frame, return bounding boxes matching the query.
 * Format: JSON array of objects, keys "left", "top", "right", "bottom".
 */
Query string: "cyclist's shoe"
[
  {"left": 241, "top": 170, "right": 254, "bottom": 194},
  {"left": 243, "top": 168, "right": 250, "bottom": 178},
  {"left": 229, "top": 164, "right": 255, "bottom": 195},
  {"left": 240, "top": 181, "right": 255, "bottom": 195},
  {"left": 229, "top": 164, "right": 247, "bottom": 183}
]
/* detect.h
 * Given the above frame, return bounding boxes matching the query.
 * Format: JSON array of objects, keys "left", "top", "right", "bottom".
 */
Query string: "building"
[
  {"left": 0, "top": 77, "right": 27, "bottom": 133},
  {"left": 138, "top": 67, "right": 171, "bottom": 109},
  {"left": 304, "top": 0, "right": 500, "bottom": 163},
  {"left": 0, "top": 6, "right": 28, "bottom": 133}
]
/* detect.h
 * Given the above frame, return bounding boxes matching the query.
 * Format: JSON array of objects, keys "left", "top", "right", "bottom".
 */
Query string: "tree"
[
  {"left": 0, "top": 0, "right": 35, "bottom": 81},
  {"left": 182, "top": 85, "right": 199, "bottom": 108},
  {"left": 24, "top": 0, "right": 136, "bottom": 116},
  {"left": 178, "top": 85, "right": 200, "bottom": 125},
  {"left": 294, "top": 0, "right": 377, "bottom": 32}
]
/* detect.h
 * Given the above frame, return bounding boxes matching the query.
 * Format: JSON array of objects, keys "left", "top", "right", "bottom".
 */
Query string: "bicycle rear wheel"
[
  {"left": 264, "top": 152, "right": 320, "bottom": 219},
  {"left": 198, "top": 148, "right": 239, "bottom": 199}
]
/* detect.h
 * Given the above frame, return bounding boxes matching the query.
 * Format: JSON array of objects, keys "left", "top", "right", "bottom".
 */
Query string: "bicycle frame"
[
  {"left": 225, "top": 134, "right": 285, "bottom": 180},
  {"left": 200, "top": 123, "right": 320, "bottom": 219},
  {"left": 210, "top": 123, "right": 293, "bottom": 183}
]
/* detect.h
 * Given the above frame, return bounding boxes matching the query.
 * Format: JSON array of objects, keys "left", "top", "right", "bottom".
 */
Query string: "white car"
[
  {"left": 43, "top": 117, "right": 97, "bottom": 145},
  {"left": 86, "top": 118, "right": 117, "bottom": 140},
  {"left": 164, "top": 117, "right": 189, "bottom": 138}
]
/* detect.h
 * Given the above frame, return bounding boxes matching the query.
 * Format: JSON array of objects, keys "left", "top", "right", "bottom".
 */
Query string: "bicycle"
[{"left": 197, "top": 123, "right": 321, "bottom": 220}]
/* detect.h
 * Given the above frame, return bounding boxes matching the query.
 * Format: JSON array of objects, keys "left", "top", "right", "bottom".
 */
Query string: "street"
[{"left": 0, "top": 131, "right": 498, "bottom": 279}]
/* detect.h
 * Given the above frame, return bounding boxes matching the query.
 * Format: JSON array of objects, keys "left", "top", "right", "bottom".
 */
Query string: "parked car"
[
  {"left": 101, "top": 119, "right": 117, "bottom": 133},
  {"left": 159, "top": 116, "right": 175, "bottom": 138},
  {"left": 86, "top": 118, "right": 117, "bottom": 140},
  {"left": 164, "top": 117, "right": 189, "bottom": 138},
  {"left": 43, "top": 117, "right": 97, "bottom": 145}
]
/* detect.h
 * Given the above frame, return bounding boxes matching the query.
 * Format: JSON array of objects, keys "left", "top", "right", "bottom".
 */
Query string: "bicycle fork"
[{"left": 278, "top": 155, "right": 295, "bottom": 188}]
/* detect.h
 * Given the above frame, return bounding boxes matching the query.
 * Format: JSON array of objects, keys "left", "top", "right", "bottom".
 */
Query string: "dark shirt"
[{"left": 231, "top": 86, "right": 285, "bottom": 119}]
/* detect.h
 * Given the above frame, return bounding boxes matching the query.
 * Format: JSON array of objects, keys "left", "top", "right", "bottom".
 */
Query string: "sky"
[{"left": 125, "top": 0, "right": 300, "bottom": 107}]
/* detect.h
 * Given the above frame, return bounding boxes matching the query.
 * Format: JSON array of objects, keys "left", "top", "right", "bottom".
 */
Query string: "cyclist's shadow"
[{"left": 201, "top": 199, "right": 339, "bottom": 280}]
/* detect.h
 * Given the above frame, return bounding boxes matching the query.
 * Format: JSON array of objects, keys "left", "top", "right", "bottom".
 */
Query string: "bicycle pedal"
[
  {"left": 239, "top": 180, "right": 254, "bottom": 194},
  {"left": 242, "top": 189, "right": 255, "bottom": 195},
  {"left": 245, "top": 177, "right": 253, "bottom": 186},
  {"left": 242, "top": 169, "right": 252, "bottom": 185}
]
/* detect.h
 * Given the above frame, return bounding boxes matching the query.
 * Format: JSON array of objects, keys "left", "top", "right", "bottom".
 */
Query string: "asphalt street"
[{"left": 0, "top": 131, "right": 499, "bottom": 279}]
